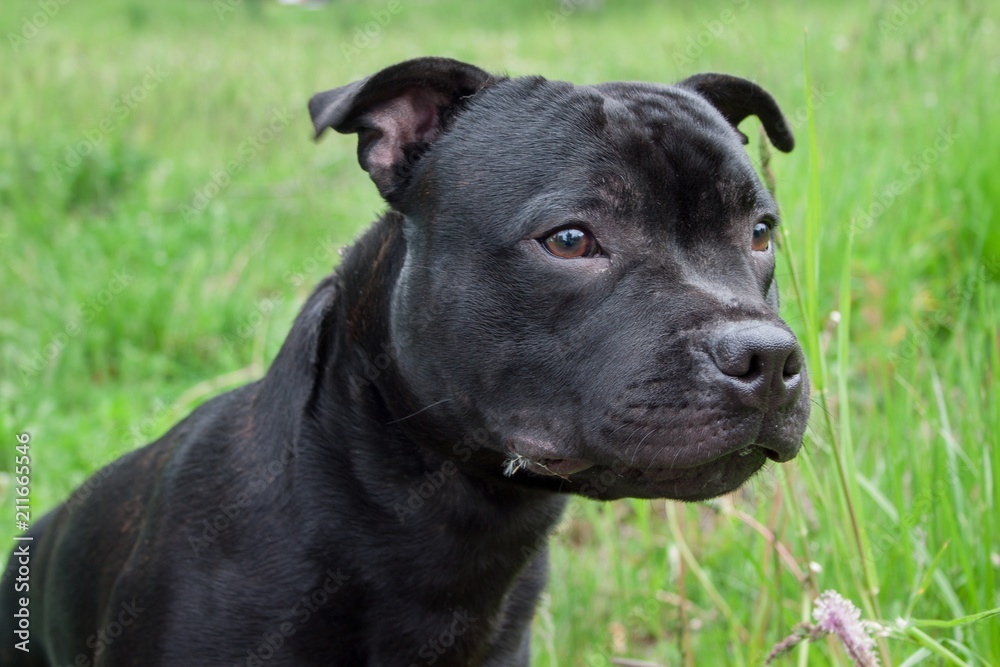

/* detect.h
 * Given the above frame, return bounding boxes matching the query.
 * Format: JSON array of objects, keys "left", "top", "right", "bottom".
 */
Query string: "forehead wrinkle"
[
  {"left": 597, "top": 89, "right": 635, "bottom": 125},
  {"left": 580, "top": 84, "right": 776, "bottom": 246},
  {"left": 712, "top": 145, "right": 776, "bottom": 218},
  {"left": 588, "top": 170, "right": 642, "bottom": 219},
  {"left": 522, "top": 86, "right": 647, "bottom": 218},
  {"left": 580, "top": 90, "right": 687, "bottom": 225}
]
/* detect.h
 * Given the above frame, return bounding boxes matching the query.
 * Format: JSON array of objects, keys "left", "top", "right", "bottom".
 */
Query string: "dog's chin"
[{"left": 514, "top": 446, "right": 770, "bottom": 501}]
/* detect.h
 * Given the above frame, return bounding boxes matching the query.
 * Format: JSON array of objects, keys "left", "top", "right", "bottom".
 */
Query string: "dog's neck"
[{"left": 271, "top": 212, "right": 566, "bottom": 643}]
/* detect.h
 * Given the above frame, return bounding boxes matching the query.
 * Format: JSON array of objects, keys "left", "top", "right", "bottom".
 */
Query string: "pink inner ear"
[{"left": 361, "top": 88, "right": 446, "bottom": 191}]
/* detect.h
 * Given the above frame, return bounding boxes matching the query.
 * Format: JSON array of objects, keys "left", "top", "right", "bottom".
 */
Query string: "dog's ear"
[
  {"left": 309, "top": 57, "right": 498, "bottom": 202},
  {"left": 679, "top": 73, "right": 794, "bottom": 152}
]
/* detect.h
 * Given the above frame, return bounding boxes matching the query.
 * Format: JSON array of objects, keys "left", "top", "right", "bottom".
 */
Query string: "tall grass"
[{"left": 1, "top": 0, "right": 997, "bottom": 664}]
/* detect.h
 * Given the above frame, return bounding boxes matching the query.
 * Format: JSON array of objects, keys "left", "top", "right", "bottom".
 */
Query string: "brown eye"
[
  {"left": 542, "top": 227, "right": 599, "bottom": 259},
  {"left": 752, "top": 221, "right": 772, "bottom": 251}
]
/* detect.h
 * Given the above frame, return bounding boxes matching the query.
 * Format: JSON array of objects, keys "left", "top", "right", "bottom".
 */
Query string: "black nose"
[{"left": 710, "top": 323, "right": 804, "bottom": 411}]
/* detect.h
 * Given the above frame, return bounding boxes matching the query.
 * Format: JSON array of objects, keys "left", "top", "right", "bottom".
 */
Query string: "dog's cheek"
[
  {"left": 765, "top": 277, "right": 779, "bottom": 312},
  {"left": 388, "top": 264, "right": 491, "bottom": 407},
  {"left": 386, "top": 282, "right": 444, "bottom": 400}
]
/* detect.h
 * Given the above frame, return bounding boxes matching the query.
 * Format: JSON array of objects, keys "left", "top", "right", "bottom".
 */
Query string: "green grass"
[{"left": 1, "top": 0, "right": 998, "bottom": 664}]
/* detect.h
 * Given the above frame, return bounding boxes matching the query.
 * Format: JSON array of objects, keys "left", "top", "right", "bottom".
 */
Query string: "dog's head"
[{"left": 311, "top": 57, "right": 808, "bottom": 501}]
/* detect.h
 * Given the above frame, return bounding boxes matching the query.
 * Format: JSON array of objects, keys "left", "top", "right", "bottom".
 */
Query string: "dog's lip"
[
  {"left": 523, "top": 457, "right": 595, "bottom": 476},
  {"left": 623, "top": 445, "right": 761, "bottom": 481},
  {"left": 576, "top": 446, "right": 771, "bottom": 500},
  {"left": 506, "top": 437, "right": 766, "bottom": 480},
  {"left": 505, "top": 436, "right": 595, "bottom": 477}
]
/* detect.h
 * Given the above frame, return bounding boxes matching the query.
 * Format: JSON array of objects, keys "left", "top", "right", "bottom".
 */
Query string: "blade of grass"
[
  {"left": 896, "top": 648, "right": 933, "bottom": 667},
  {"left": 903, "top": 540, "right": 951, "bottom": 618},
  {"left": 906, "top": 607, "right": 1000, "bottom": 629},
  {"left": 666, "top": 503, "right": 745, "bottom": 666},
  {"left": 899, "top": 626, "right": 967, "bottom": 666},
  {"left": 802, "top": 35, "right": 889, "bottom": 662},
  {"left": 835, "top": 218, "right": 882, "bottom": 602},
  {"left": 802, "top": 29, "right": 822, "bottom": 385}
]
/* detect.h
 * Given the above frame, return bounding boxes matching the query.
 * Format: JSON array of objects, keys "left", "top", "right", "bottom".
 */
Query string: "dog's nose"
[{"left": 709, "top": 323, "right": 804, "bottom": 412}]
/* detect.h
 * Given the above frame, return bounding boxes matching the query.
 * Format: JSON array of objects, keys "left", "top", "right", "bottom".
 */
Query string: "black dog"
[{"left": 2, "top": 57, "right": 808, "bottom": 666}]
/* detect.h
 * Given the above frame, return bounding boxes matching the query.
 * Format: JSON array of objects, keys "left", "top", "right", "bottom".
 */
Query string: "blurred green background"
[{"left": 1, "top": 0, "right": 997, "bottom": 664}]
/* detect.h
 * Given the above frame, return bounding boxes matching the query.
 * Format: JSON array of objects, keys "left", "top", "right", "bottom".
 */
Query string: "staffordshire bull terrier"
[{"left": 1, "top": 56, "right": 808, "bottom": 666}]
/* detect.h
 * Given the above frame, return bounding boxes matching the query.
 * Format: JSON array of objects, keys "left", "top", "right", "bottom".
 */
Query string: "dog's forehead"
[
  {"left": 587, "top": 80, "right": 731, "bottom": 134},
  {"left": 592, "top": 81, "right": 764, "bottom": 204},
  {"left": 435, "top": 77, "right": 771, "bottom": 223},
  {"left": 576, "top": 80, "right": 763, "bottom": 185},
  {"left": 515, "top": 80, "right": 748, "bottom": 177}
]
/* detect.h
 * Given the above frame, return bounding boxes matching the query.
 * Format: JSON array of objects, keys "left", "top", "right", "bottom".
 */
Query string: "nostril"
[
  {"left": 713, "top": 341, "right": 765, "bottom": 380},
  {"left": 710, "top": 323, "right": 804, "bottom": 400},
  {"left": 783, "top": 349, "right": 803, "bottom": 379},
  {"left": 743, "top": 354, "right": 763, "bottom": 380},
  {"left": 764, "top": 447, "right": 789, "bottom": 462},
  {"left": 724, "top": 351, "right": 759, "bottom": 379}
]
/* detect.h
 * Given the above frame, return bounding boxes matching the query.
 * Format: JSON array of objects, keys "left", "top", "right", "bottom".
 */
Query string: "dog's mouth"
[
  {"left": 503, "top": 440, "right": 774, "bottom": 500},
  {"left": 503, "top": 455, "right": 595, "bottom": 478}
]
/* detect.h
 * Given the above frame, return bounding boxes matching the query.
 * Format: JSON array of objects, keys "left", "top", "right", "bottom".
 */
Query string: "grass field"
[{"left": 1, "top": 0, "right": 998, "bottom": 664}]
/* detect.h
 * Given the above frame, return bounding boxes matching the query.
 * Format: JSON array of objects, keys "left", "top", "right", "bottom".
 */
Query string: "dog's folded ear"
[
  {"left": 309, "top": 57, "right": 498, "bottom": 203},
  {"left": 679, "top": 73, "right": 794, "bottom": 152}
]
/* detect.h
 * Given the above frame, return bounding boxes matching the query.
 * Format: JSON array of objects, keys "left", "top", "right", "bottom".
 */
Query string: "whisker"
[
  {"left": 385, "top": 398, "right": 452, "bottom": 425},
  {"left": 630, "top": 428, "right": 656, "bottom": 466}
]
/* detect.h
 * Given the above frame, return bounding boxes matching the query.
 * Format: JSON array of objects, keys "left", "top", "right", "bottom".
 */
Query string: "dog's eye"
[
  {"left": 752, "top": 221, "right": 772, "bottom": 252},
  {"left": 542, "top": 227, "right": 600, "bottom": 259}
]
